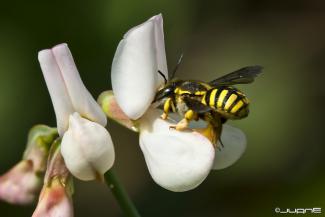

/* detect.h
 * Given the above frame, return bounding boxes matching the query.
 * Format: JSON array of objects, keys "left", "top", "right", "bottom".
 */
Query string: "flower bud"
[
  {"left": 0, "top": 160, "right": 41, "bottom": 204},
  {"left": 32, "top": 178, "right": 73, "bottom": 217},
  {"left": 97, "top": 90, "right": 138, "bottom": 132},
  {"left": 39, "top": 44, "right": 107, "bottom": 136},
  {"left": 32, "top": 140, "right": 73, "bottom": 217},
  {"left": 0, "top": 125, "right": 58, "bottom": 205},
  {"left": 61, "top": 112, "right": 115, "bottom": 181}
]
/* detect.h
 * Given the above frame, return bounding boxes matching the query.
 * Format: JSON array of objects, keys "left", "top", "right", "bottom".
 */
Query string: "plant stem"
[{"left": 104, "top": 170, "right": 141, "bottom": 217}]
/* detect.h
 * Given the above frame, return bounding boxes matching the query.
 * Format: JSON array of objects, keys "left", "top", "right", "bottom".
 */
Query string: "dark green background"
[{"left": 0, "top": 0, "right": 324, "bottom": 216}]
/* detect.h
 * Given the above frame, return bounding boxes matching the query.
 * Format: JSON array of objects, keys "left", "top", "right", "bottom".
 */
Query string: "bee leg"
[
  {"left": 161, "top": 98, "right": 172, "bottom": 120},
  {"left": 170, "top": 118, "right": 188, "bottom": 130},
  {"left": 170, "top": 109, "right": 195, "bottom": 130},
  {"left": 196, "top": 112, "right": 222, "bottom": 148},
  {"left": 219, "top": 138, "right": 224, "bottom": 148},
  {"left": 193, "top": 122, "right": 218, "bottom": 147}
]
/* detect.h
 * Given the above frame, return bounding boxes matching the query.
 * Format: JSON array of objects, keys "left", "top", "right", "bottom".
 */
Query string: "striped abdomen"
[{"left": 202, "top": 86, "right": 249, "bottom": 119}]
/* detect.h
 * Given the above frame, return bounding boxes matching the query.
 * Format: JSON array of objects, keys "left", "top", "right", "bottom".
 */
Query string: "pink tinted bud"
[
  {"left": 97, "top": 90, "right": 138, "bottom": 132},
  {"left": 0, "top": 160, "right": 41, "bottom": 205},
  {"left": 32, "top": 178, "right": 73, "bottom": 217},
  {"left": 32, "top": 140, "right": 74, "bottom": 217},
  {"left": 0, "top": 125, "right": 58, "bottom": 205}
]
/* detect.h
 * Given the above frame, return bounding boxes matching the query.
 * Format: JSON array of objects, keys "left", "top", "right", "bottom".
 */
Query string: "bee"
[{"left": 153, "top": 63, "right": 262, "bottom": 144}]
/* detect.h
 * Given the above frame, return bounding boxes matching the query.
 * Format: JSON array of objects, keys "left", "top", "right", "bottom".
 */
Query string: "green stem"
[{"left": 104, "top": 170, "right": 141, "bottom": 217}]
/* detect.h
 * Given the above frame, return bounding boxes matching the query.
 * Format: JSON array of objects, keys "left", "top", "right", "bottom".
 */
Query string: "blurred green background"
[{"left": 0, "top": 0, "right": 324, "bottom": 216}]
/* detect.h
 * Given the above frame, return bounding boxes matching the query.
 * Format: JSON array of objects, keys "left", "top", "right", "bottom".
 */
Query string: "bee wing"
[
  {"left": 209, "top": 65, "right": 263, "bottom": 87},
  {"left": 183, "top": 97, "right": 212, "bottom": 114},
  {"left": 213, "top": 124, "right": 247, "bottom": 170}
]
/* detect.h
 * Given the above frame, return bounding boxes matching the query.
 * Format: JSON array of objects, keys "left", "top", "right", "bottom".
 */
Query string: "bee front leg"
[
  {"left": 170, "top": 109, "right": 196, "bottom": 130},
  {"left": 161, "top": 98, "right": 172, "bottom": 120}
]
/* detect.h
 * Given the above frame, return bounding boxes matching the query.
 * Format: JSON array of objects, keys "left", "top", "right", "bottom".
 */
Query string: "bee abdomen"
[{"left": 204, "top": 87, "right": 249, "bottom": 119}]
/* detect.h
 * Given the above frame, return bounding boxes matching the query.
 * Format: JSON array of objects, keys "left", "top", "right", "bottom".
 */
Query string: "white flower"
[
  {"left": 139, "top": 109, "right": 215, "bottom": 192},
  {"left": 213, "top": 124, "right": 246, "bottom": 170},
  {"left": 111, "top": 14, "right": 168, "bottom": 120},
  {"left": 38, "top": 44, "right": 115, "bottom": 181},
  {"left": 109, "top": 14, "right": 247, "bottom": 192}
]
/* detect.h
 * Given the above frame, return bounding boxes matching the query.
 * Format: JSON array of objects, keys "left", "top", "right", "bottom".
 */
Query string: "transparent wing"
[
  {"left": 209, "top": 65, "right": 263, "bottom": 87},
  {"left": 212, "top": 124, "right": 247, "bottom": 170}
]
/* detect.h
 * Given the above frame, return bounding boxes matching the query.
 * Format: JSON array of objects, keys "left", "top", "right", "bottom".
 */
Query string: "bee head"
[
  {"left": 154, "top": 53, "right": 184, "bottom": 103},
  {"left": 154, "top": 80, "right": 178, "bottom": 102}
]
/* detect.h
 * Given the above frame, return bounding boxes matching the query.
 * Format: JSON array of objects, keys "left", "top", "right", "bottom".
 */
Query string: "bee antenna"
[
  {"left": 219, "top": 138, "right": 224, "bottom": 148},
  {"left": 158, "top": 70, "right": 167, "bottom": 84},
  {"left": 171, "top": 53, "right": 183, "bottom": 79}
]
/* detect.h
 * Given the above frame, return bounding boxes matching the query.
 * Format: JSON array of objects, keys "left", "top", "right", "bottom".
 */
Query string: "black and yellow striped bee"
[{"left": 153, "top": 65, "right": 262, "bottom": 138}]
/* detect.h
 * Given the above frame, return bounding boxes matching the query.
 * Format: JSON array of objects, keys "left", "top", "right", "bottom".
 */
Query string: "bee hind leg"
[
  {"left": 170, "top": 109, "right": 196, "bottom": 131},
  {"left": 170, "top": 118, "right": 189, "bottom": 130}
]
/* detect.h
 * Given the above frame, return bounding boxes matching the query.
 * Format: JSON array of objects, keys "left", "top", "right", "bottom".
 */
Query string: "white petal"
[
  {"left": 52, "top": 44, "right": 107, "bottom": 126},
  {"left": 61, "top": 113, "right": 115, "bottom": 181},
  {"left": 111, "top": 17, "right": 158, "bottom": 120},
  {"left": 139, "top": 109, "right": 215, "bottom": 192},
  {"left": 38, "top": 50, "right": 74, "bottom": 136},
  {"left": 150, "top": 14, "right": 168, "bottom": 87},
  {"left": 213, "top": 124, "right": 246, "bottom": 170}
]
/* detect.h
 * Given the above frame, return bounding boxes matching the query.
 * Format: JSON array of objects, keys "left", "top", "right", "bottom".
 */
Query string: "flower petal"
[
  {"left": 139, "top": 109, "right": 215, "bottom": 192},
  {"left": 0, "top": 160, "right": 41, "bottom": 205},
  {"left": 38, "top": 50, "right": 74, "bottom": 136},
  {"left": 32, "top": 179, "right": 73, "bottom": 217},
  {"left": 111, "top": 17, "right": 159, "bottom": 120},
  {"left": 213, "top": 124, "right": 246, "bottom": 170},
  {"left": 61, "top": 113, "right": 115, "bottom": 181},
  {"left": 52, "top": 43, "right": 107, "bottom": 127},
  {"left": 150, "top": 14, "right": 168, "bottom": 87}
]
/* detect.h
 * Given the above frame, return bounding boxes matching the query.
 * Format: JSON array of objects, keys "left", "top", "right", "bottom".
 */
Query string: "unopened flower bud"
[
  {"left": 0, "top": 125, "right": 58, "bottom": 204},
  {"left": 0, "top": 160, "right": 41, "bottom": 204},
  {"left": 98, "top": 90, "right": 138, "bottom": 132},
  {"left": 32, "top": 140, "right": 73, "bottom": 217},
  {"left": 32, "top": 178, "right": 73, "bottom": 217}
]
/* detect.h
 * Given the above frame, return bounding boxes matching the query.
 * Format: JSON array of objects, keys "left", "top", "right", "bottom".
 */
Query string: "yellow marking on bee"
[
  {"left": 185, "top": 109, "right": 195, "bottom": 120},
  {"left": 209, "top": 89, "right": 218, "bottom": 107},
  {"left": 217, "top": 89, "right": 229, "bottom": 108},
  {"left": 201, "top": 93, "right": 207, "bottom": 105},
  {"left": 230, "top": 100, "right": 244, "bottom": 113},
  {"left": 164, "top": 98, "right": 172, "bottom": 113},
  {"left": 175, "top": 89, "right": 191, "bottom": 95},
  {"left": 224, "top": 94, "right": 238, "bottom": 110},
  {"left": 175, "top": 87, "right": 190, "bottom": 94},
  {"left": 194, "top": 91, "right": 206, "bottom": 95}
]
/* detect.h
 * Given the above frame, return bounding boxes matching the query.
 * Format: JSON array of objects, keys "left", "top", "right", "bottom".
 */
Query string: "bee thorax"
[{"left": 176, "top": 98, "right": 189, "bottom": 116}]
